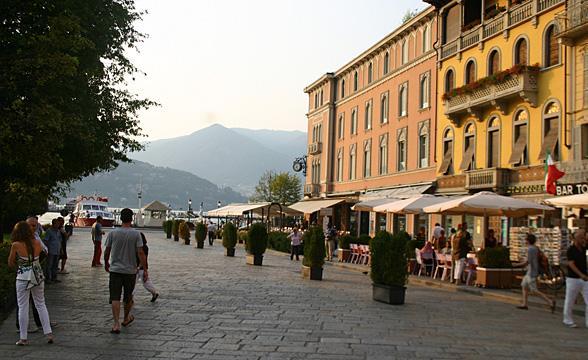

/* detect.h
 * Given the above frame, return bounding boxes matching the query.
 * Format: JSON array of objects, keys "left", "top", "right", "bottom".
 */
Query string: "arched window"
[
  {"left": 364, "top": 100, "right": 372, "bottom": 130},
  {"left": 419, "top": 73, "right": 429, "bottom": 109},
  {"left": 445, "top": 69, "right": 455, "bottom": 93},
  {"left": 544, "top": 24, "right": 560, "bottom": 67},
  {"left": 401, "top": 40, "right": 408, "bottom": 65},
  {"left": 397, "top": 128, "right": 407, "bottom": 171},
  {"left": 380, "top": 92, "right": 389, "bottom": 124},
  {"left": 337, "top": 114, "right": 345, "bottom": 140},
  {"left": 440, "top": 128, "right": 454, "bottom": 174},
  {"left": 398, "top": 83, "right": 408, "bottom": 117},
  {"left": 319, "top": 89, "right": 323, "bottom": 105},
  {"left": 514, "top": 38, "right": 528, "bottom": 66},
  {"left": 510, "top": 109, "right": 529, "bottom": 166},
  {"left": 422, "top": 25, "right": 430, "bottom": 53},
  {"left": 379, "top": 134, "right": 388, "bottom": 175},
  {"left": 487, "top": 117, "right": 500, "bottom": 168},
  {"left": 341, "top": 79, "right": 346, "bottom": 99},
  {"left": 488, "top": 50, "right": 500, "bottom": 75},
  {"left": 353, "top": 71, "right": 359, "bottom": 91},
  {"left": 368, "top": 62, "right": 373, "bottom": 83},
  {"left": 337, "top": 148, "right": 344, "bottom": 182},
  {"left": 460, "top": 123, "right": 476, "bottom": 171},
  {"left": 363, "top": 139, "right": 371, "bottom": 178},
  {"left": 418, "top": 121, "right": 429, "bottom": 168},
  {"left": 465, "top": 60, "right": 476, "bottom": 85},
  {"left": 349, "top": 144, "right": 357, "bottom": 180},
  {"left": 539, "top": 101, "right": 561, "bottom": 161},
  {"left": 383, "top": 52, "right": 390, "bottom": 75},
  {"left": 351, "top": 107, "right": 358, "bottom": 135}
]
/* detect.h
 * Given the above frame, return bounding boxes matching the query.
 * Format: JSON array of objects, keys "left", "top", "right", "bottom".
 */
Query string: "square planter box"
[
  {"left": 338, "top": 249, "right": 351, "bottom": 262},
  {"left": 225, "top": 248, "right": 235, "bottom": 257},
  {"left": 475, "top": 267, "right": 514, "bottom": 289},
  {"left": 372, "top": 283, "right": 406, "bottom": 305},
  {"left": 301, "top": 265, "right": 323, "bottom": 280},
  {"left": 246, "top": 254, "right": 263, "bottom": 266}
]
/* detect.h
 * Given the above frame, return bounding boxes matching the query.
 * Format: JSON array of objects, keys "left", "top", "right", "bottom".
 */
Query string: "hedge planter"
[
  {"left": 196, "top": 241, "right": 204, "bottom": 249},
  {"left": 222, "top": 223, "right": 238, "bottom": 257},
  {"left": 337, "top": 248, "right": 351, "bottom": 262},
  {"left": 475, "top": 267, "right": 513, "bottom": 289},
  {"left": 246, "top": 254, "right": 263, "bottom": 266},
  {"left": 372, "top": 283, "right": 406, "bottom": 305},
  {"left": 226, "top": 248, "right": 235, "bottom": 257},
  {"left": 301, "top": 265, "right": 323, "bottom": 280}
]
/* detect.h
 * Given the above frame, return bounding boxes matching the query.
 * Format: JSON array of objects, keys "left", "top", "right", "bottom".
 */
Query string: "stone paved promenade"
[{"left": 1, "top": 228, "right": 585, "bottom": 359}]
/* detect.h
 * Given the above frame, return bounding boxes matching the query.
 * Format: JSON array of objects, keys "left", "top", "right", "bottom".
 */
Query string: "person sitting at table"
[
  {"left": 419, "top": 241, "right": 434, "bottom": 276},
  {"left": 436, "top": 229, "right": 447, "bottom": 250},
  {"left": 484, "top": 229, "right": 498, "bottom": 249}
]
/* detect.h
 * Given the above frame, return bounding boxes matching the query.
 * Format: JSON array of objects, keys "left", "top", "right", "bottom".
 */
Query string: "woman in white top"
[{"left": 287, "top": 227, "right": 303, "bottom": 261}]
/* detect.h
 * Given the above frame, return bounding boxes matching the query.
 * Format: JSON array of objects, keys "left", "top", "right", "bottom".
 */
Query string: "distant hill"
[
  {"left": 63, "top": 160, "right": 246, "bottom": 210},
  {"left": 131, "top": 124, "right": 306, "bottom": 195}
]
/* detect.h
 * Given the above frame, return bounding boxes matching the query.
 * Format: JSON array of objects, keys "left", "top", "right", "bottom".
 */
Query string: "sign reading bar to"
[{"left": 555, "top": 183, "right": 588, "bottom": 196}]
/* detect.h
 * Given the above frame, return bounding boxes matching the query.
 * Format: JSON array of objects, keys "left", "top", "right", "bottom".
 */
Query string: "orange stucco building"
[{"left": 302, "top": 7, "right": 438, "bottom": 235}]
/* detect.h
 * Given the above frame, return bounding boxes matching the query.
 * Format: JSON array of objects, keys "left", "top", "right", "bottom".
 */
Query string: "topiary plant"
[
  {"left": 357, "top": 234, "right": 372, "bottom": 245},
  {"left": 222, "top": 222, "right": 238, "bottom": 249},
  {"left": 370, "top": 231, "right": 410, "bottom": 287},
  {"left": 302, "top": 226, "right": 326, "bottom": 268},
  {"left": 179, "top": 221, "right": 190, "bottom": 245},
  {"left": 477, "top": 247, "right": 512, "bottom": 268},
  {"left": 172, "top": 219, "right": 180, "bottom": 241},
  {"left": 246, "top": 223, "right": 268, "bottom": 256},
  {"left": 338, "top": 234, "right": 353, "bottom": 250},
  {"left": 195, "top": 222, "right": 206, "bottom": 248}
]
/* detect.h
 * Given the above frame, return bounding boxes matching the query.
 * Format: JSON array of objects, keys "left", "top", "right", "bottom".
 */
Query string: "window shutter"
[
  {"left": 509, "top": 125, "right": 528, "bottom": 165},
  {"left": 459, "top": 143, "right": 475, "bottom": 171},
  {"left": 444, "top": 5, "right": 460, "bottom": 43},
  {"left": 439, "top": 142, "right": 453, "bottom": 174},
  {"left": 537, "top": 125, "right": 559, "bottom": 160}
]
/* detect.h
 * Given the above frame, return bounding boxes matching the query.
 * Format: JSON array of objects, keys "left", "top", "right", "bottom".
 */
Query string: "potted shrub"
[
  {"left": 476, "top": 247, "right": 513, "bottom": 288},
  {"left": 301, "top": 226, "right": 326, "bottom": 280},
  {"left": 337, "top": 234, "right": 353, "bottom": 262},
  {"left": 195, "top": 222, "right": 206, "bottom": 249},
  {"left": 162, "top": 220, "right": 172, "bottom": 239},
  {"left": 179, "top": 221, "right": 191, "bottom": 245},
  {"left": 245, "top": 223, "right": 267, "bottom": 266},
  {"left": 222, "top": 222, "right": 238, "bottom": 257},
  {"left": 172, "top": 220, "right": 180, "bottom": 242},
  {"left": 371, "top": 231, "right": 410, "bottom": 305}
]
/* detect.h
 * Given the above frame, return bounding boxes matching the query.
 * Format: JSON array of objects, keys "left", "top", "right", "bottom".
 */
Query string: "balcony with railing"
[
  {"left": 465, "top": 168, "right": 512, "bottom": 192},
  {"left": 556, "top": 1, "right": 588, "bottom": 45},
  {"left": 444, "top": 68, "right": 538, "bottom": 124},
  {"left": 304, "top": 183, "right": 321, "bottom": 197},
  {"left": 308, "top": 142, "right": 322, "bottom": 155},
  {"left": 440, "top": 0, "right": 565, "bottom": 61}
]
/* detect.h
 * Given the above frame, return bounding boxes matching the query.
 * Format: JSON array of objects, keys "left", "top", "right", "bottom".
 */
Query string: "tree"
[
  {"left": 0, "top": 0, "right": 156, "bottom": 234},
  {"left": 402, "top": 8, "right": 420, "bottom": 23},
  {"left": 250, "top": 171, "right": 302, "bottom": 206}
]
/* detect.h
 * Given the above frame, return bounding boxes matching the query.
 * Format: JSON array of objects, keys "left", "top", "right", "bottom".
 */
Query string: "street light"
[
  {"left": 188, "top": 198, "right": 192, "bottom": 223},
  {"left": 217, "top": 201, "right": 221, "bottom": 230}
]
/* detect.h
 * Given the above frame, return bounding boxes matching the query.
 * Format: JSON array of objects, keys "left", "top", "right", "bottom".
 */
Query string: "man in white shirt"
[{"left": 432, "top": 223, "right": 443, "bottom": 243}]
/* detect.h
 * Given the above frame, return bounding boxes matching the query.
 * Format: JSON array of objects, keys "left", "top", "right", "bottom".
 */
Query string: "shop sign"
[
  {"left": 319, "top": 207, "right": 333, "bottom": 216},
  {"left": 555, "top": 183, "right": 588, "bottom": 196},
  {"left": 505, "top": 184, "right": 544, "bottom": 194}
]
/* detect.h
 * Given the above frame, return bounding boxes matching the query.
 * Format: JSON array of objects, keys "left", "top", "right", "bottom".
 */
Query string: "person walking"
[
  {"left": 43, "top": 219, "right": 62, "bottom": 283},
  {"left": 57, "top": 217, "right": 69, "bottom": 274},
  {"left": 104, "top": 208, "right": 148, "bottom": 334},
  {"left": 325, "top": 224, "right": 337, "bottom": 261},
  {"left": 91, "top": 216, "right": 105, "bottom": 267},
  {"left": 517, "top": 234, "right": 556, "bottom": 312},
  {"left": 287, "top": 227, "right": 303, "bottom": 261},
  {"left": 452, "top": 227, "right": 469, "bottom": 285},
  {"left": 208, "top": 221, "right": 216, "bottom": 246},
  {"left": 562, "top": 229, "right": 588, "bottom": 328},
  {"left": 8, "top": 221, "right": 54, "bottom": 345},
  {"left": 134, "top": 232, "right": 159, "bottom": 302}
]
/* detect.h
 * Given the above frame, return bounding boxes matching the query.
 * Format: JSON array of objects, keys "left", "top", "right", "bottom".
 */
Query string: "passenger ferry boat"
[{"left": 73, "top": 195, "right": 115, "bottom": 227}]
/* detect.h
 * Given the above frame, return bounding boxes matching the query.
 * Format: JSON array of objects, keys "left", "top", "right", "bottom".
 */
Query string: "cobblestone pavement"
[{"left": 1, "top": 228, "right": 586, "bottom": 360}]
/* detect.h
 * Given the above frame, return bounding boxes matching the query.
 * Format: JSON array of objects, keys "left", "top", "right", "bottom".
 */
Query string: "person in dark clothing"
[
  {"left": 484, "top": 229, "right": 498, "bottom": 248},
  {"left": 135, "top": 232, "right": 159, "bottom": 302},
  {"left": 563, "top": 229, "right": 588, "bottom": 328}
]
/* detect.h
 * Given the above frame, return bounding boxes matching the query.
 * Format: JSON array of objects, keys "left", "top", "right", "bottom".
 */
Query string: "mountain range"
[
  {"left": 64, "top": 160, "right": 246, "bottom": 209},
  {"left": 131, "top": 124, "right": 307, "bottom": 194}
]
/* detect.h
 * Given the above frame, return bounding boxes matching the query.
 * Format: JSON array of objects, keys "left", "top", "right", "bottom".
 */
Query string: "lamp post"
[
  {"left": 188, "top": 198, "right": 192, "bottom": 223},
  {"left": 217, "top": 201, "right": 221, "bottom": 229}
]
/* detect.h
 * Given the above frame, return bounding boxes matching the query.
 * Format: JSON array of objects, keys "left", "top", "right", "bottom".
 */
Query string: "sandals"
[
  {"left": 47, "top": 334, "right": 54, "bottom": 344},
  {"left": 110, "top": 328, "right": 121, "bottom": 334},
  {"left": 121, "top": 315, "right": 134, "bottom": 327},
  {"left": 15, "top": 339, "right": 29, "bottom": 346}
]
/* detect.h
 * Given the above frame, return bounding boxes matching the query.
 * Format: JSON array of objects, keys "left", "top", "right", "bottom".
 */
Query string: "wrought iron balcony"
[
  {"left": 556, "top": 1, "right": 588, "bottom": 45},
  {"left": 465, "top": 168, "right": 511, "bottom": 192},
  {"left": 308, "top": 142, "right": 322, "bottom": 155},
  {"left": 444, "top": 70, "right": 538, "bottom": 124},
  {"left": 304, "top": 184, "right": 321, "bottom": 197}
]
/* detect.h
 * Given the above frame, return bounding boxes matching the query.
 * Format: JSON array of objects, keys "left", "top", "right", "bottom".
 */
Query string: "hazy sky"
[{"left": 129, "top": 0, "right": 428, "bottom": 140}]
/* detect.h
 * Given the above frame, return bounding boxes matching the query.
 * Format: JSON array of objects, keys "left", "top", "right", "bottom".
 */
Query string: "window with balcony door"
[
  {"left": 341, "top": 79, "right": 346, "bottom": 99},
  {"left": 379, "top": 134, "right": 388, "bottom": 175},
  {"left": 397, "top": 128, "right": 407, "bottom": 171},
  {"left": 383, "top": 52, "right": 390, "bottom": 75},
  {"left": 442, "top": 4, "right": 460, "bottom": 44},
  {"left": 544, "top": 24, "right": 560, "bottom": 67},
  {"left": 440, "top": 128, "right": 454, "bottom": 175},
  {"left": 445, "top": 69, "right": 455, "bottom": 93},
  {"left": 418, "top": 121, "right": 429, "bottom": 168},
  {"left": 314, "top": 93, "right": 318, "bottom": 109},
  {"left": 338, "top": 114, "right": 345, "bottom": 140},
  {"left": 365, "top": 100, "right": 373, "bottom": 130},
  {"left": 539, "top": 101, "right": 561, "bottom": 161},
  {"left": 460, "top": 123, "right": 476, "bottom": 171},
  {"left": 487, "top": 117, "right": 500, "bottom": 168},
  {"left": 419, "top": 73, "right": 429, "bottom": 109},
  {"left": 351, "top": 108, "right": 358, "bottom": 135},
  {"left": 488, "top": 49, "right": 500, "bottom": 76},
  {"left": 510, "top": 109, "right": 529, "bottom": 166},
  {"left": 399, "top": 83, "right": 408, "bottom": 117},
  {"left": 514, "top": 38, "right": 528, "bottom": 66},
  {"left": 380, "top": 92, "right": 389, "bottom": 124},
  {"left": 337, "top": 148, "right": 344, "bottom": 182},
  {"left": 401, "top": 40, "right": 408, "bottom": 65},
  {"left": 368, "top": 63, "right": 373, "bottom": 84},
  {"left": 465, "top": 60, "right": 476, "bottom": 85},
  {"left": 363, "top": 139, "right": 371, "bottom": 178},
  {"left": 349, "top": 144, "right": 357, "bottom": 180},
  {"left": 354, "top": 71, "right": 359, "bottom": 91}
]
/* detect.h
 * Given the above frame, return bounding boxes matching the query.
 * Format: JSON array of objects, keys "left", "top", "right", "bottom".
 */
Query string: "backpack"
[{"left": 537, "top": 248, "right": 549, "bottom": 275}]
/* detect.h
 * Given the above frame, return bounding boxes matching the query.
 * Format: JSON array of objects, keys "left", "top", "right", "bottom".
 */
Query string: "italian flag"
[{"left": 545, "top": 152, "right": 565, "bottom": 195}]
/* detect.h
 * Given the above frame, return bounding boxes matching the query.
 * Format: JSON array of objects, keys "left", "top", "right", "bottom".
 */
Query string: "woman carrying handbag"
[{"left": 8, "top": 221, "right": 54, "bottom": 346}]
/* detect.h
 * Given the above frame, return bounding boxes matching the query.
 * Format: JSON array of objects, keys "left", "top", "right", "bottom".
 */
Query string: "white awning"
[
  {"left": 359, "top": 183, "right": 433, "bottom": 201},
  {"left": 206, "top": 203, "right": 302, "bottom": 217},
  {"left": 289, "top": 199, "right": 345, "bottom": 214},
  {"left": 351, "top": 198, "right": 399, "bottom": 212}
]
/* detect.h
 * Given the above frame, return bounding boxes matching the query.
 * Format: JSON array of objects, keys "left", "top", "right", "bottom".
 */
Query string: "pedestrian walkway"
[{"left": 0, "top": 228, "right": 585, "bottom": 359}]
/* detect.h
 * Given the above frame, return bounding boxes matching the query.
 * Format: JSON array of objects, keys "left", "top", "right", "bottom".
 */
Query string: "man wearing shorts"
[
  {"left": 517, "top": 233, "right": 556, "bottom": 312},
  {"left": 104, "top": 208, "right": 147, "bottom": 334}
]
